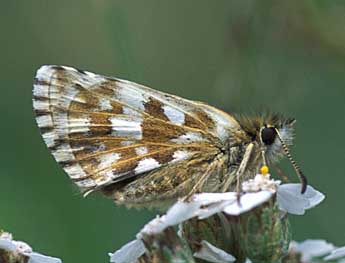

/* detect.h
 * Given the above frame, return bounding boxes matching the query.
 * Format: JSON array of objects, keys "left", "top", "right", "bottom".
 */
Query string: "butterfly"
[{"left": 33, "top": 65, "right": 307, "bottom": 208}]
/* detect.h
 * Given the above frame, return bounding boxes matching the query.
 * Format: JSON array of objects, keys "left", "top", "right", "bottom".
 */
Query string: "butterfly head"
[
  {"left": 259, "top": 118, "right": 295, "bottom": 161},
  {"left": 238, "top": 113, "right": 307, "bottom": 193},
  {"left": 237, "top": 113, "right": 294, "bottom": 152}
]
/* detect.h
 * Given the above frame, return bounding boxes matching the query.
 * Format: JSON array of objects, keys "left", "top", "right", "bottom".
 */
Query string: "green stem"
[{"left": 140, "top": 227, "right": 196, "bottom": 263}]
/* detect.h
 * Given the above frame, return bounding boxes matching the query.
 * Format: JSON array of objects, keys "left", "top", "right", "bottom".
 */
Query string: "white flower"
[
  {"left": 28, "top": 253, "right": 63, "bottom": 263},
  {"left": 193, "top": 240, "right": 236, "bottom": 263},
  {"left": 138, "top": 175, "right": 324, "bottom": 236},
  {"left": 0, "top": 237, "right": 17, "bottom": 252},
  {"left": 110, "top": 174, "right": 325, "bottom": 263},
  {"left": 0, "top": 232, "right": 13, "bottom": 240},
  {"left": 109, "top": 239, "right": 145, "bottom": 263},
  {"left": 0, "top": 232, "right": 62, "bottom": 263},
  {"left": 242, "top": 173, "right": 280, "bottom": 193},
  {"left": 324, "top": 246, "right": 345, "bottom": 261},
  {"left": 289, "top": 239, "right": 335, "bottom": 262},
  {"left": 111, "top": 190, "right": 271, "bottom": 263},
  {"left": 277, "top": 184, "right": 325, "bottom": 215},
  {"left": 288, "top": 239, "right": 345, "bottom": 262},
  {"left": 223, "top": 191, "right": 273, "bottom": 216},
  {"left": 139, "top": 190, "right": 273, "bottom": 237},
  {"left": 139, "top": 201, "right": 205, "bottom": 236}
]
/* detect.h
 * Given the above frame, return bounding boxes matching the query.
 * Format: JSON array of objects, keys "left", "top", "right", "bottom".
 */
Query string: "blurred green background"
[{"left": 0, "top": 1, "right": 344, "bottom": 262}]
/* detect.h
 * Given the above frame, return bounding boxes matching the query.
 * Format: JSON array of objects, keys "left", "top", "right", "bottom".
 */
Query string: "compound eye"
[{"left": 261, "top": 127, "right": 277, "bottom": 145}]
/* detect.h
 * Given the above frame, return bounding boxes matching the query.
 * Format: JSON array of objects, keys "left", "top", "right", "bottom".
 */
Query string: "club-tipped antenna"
[{"left": 274, "top": 128, "right": 308, "bottom": 194}]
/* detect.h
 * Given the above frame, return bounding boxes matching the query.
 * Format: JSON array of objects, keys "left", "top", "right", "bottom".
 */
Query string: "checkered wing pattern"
[{"left": 33, "top": 65, "right": 240, "bottom": 196}]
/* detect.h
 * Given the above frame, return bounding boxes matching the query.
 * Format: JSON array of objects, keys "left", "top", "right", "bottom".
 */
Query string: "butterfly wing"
[
  {"left": 33, "top": 65, "right": 240, "bottom": 196},
  {"left": 109, "top": 152, "right": 229, "bottom": 208}
]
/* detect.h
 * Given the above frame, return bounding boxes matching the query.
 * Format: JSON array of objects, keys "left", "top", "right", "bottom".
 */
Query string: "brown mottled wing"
[
  {"left": 33, "top": 65, "right": 240, "bottom": 195},
  {"left": 111, "top": 151, "right": 229, "bottom": 208}
]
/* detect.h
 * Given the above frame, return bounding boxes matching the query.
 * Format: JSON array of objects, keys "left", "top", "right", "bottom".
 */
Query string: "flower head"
[
  {"left": 288, "top": 239, "right": 345, "bottom": 262},
  {"left": 0, "top": 231, "right": 62, "bottom": 263},
  {"left": 110, "top": 173, "right": 325, "bottom": 263},
  {"left": 242, "top": 173, "right": 280, "bottom": 193}
]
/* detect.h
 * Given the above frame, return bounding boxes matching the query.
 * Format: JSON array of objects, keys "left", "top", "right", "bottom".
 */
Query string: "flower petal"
[
  {"left": 14, "top": 240, "right": 33, "bottom": 254},
  {"left": 324, "top": 246, "right": 345, "bottom": 261},
  {"left": 140, "top": 191, "right": 273, "bottom": 236},
  {"left": 277, "top": 184, "right": 325, "bottom": 215},
  {"left": 223, "top": 191, "right": 272, "bottom": 216},
  {"left": 0, "top": 234, "right": 61, "bottom": 263},
  {"left": 140, "top": 201, "right": 202, "bottom": 236},
  {"left": 302, "top": 185, "right": 326, "bottom": 209},
  {"left": 28, "top": 252, "right": 62, "bottom": 263},
  {"left": 0, "top": 238, "right": 17, "bottom": 252},
  {"left": 193, "top": 240, "right": 236, "bottom": 263},
  {"left": 197, "top": 200, "right": 236, "bottom": 220},
  {"left": 289, "top": 239, "right": 334, "bottom": 262},
  {"left": 140, "top": 193, "right": 238, "bottom": 236},
  {"left": 161, "top": 201, "right": 202, "bottom": 229},
  {"left": 193, "top": 192, "right": 237, "bottom": 205},
  {"left": 109, "top": 239, "right": 146, "bottom": 263}
]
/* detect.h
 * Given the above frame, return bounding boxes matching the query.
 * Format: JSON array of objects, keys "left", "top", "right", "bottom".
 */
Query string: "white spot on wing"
[
  {"left": 172, "top": 150, "right": 191, "bottom": 162},
  {"left": 61, "top": 65, "right": 77, "bottom": 72},
  {"left": 98, "top": 143, "right": 106, "bottom": 151},
  {"left": 116, "top": 82, "right": 147, "bottom": 111},
  {"left": 135, "top": 147, "right": 148, "bottom": 156},
  {"left": 64, "top": 163, "right": 86, "bottom": 179},
  {"left": 98, "top": 152, "right": 121, "bottom": 170},
  {"left": 121, "top": 140, "right": 135, "bottom": 146},
  {"left": 75, "top": 178, "right": 97, "bottom": 189},
  {"left": 110, "top": 116, "right": 142, "bottom": 139},
  {"left": 35, "top": 65, "right": 55, "bottom": 80},
  {"left": 96, "top": 170, "right": 116, "bottom": 184},
  {"left": 200, "top": 108, "right": 236, "bottom": 142},
  {"left": 84, "top": 71, "right": 97, "bottom": 78},
  {"left": 171, "top": 132, "right": 205, "bottom": 144},
  {"left": 99, "top": 98, "right": 113, "bottom": 111},
  {"left": 42, "top": 131, "right": 59, "bottom": 148},
  {"left": 123, "top": 107, "right": 140, "bottom": 116},
  {"left": 68, "top": 117, "right": 91, "bottom": 133},
  {"left": 64, "top": 94, "right": 86, "bottom": 104},
  {"left": 163, "top": 105, "right": 185, "bottom": 125},
  {"left": 135, "top": 158, "right": 160, "bottom": 174},
  {"left": 53, "top": 112, "right": 68, "bottom": 138},
  {"left": 36, "top": 115, "right": 53, "bottom": 128},
  {"left": 35, "top": 65, "right": 99, "bottom": 110},
  {"left": 52, "top": 144, "right": 75, "bottom": 162},
  {"left": 33, "top": 100, "right": 50, "bottom": 111},
  {"left": 33, "top": 83, "right": 48, "bottom": 98}
]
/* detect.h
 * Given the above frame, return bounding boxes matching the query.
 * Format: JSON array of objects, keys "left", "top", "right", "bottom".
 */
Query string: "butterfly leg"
[
  {"left": 183, "top": 161, "right": 220, "bottom": 201},
  {"left": 221, "top": 143, "right": 254, "bottom": 196},
  {"left": 235, "top": 143, "right": 254, "bottom": 202},
  {"left": 271, "top": 162, "right": 289, "bottom": 183}
]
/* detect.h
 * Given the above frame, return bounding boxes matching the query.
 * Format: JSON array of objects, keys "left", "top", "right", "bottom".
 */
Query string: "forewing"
[{"left": 33, "top": 65, "right": 239, "bottom": 194}]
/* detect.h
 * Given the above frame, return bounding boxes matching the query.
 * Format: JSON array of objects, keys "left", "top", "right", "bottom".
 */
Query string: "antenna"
[{"left": 274, "top": 128, "right": 308, "bottom": 194}]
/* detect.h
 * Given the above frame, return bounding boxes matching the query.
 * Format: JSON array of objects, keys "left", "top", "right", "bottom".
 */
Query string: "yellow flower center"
[{"left": 260, "top": 165, "right": 269, "bottom": 176}]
